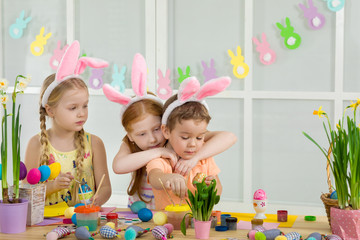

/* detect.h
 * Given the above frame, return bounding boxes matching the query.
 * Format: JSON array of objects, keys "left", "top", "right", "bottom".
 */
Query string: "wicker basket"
[{"left": 320, "top": 147, "right": 339, "bottom": 229}]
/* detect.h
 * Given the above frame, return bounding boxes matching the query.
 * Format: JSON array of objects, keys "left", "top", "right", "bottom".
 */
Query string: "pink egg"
[
  {"left": 248, "top": 230, "right": 257, "bottom": 240},
  {"left": 253, "top": 189, "right": 267, "bottom": 200},
  {"left": 27, "top": 168, "right": 41, "bottom": 184},
  {"left": 19, "top": 161, "right": 27, "bottom": 180},
  {"left": 163, "top": 223, "right": 174, "bottom": 234}
]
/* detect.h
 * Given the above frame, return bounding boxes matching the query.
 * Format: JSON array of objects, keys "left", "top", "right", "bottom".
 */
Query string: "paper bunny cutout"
[
  {"left": 9, "top": 10, "right": 32, "bottom": 39},
  {"left": 276, "top": 17, "right": 301, "bottom": 50},
  {"left": 324, "top": 0, "right": 345, "bottom": 12},
  {"left": 202, "top": 59, "right": 218, "bottom": 83},
  {"left": 49, "top": 40, "right": 69, "bottom": 70},
  {"left": 252, "top": 33, "right": 276, "bottom": 65},
  {"left": 299, "top": 0, "right": 325, "bottom": 30},
  {"left": 157, "top": 69, "right": 172, "bottom": 100},
  {"left": 30, "top": 27, "right": 52, "bottom": 56},
  {"left": 42, "top": 40, "right": 109, "bottom": 107},
  {"left": 111, "top": 64, "right": 126, "bottom": 93},
  {"left": 178, "top": 66, "right": 191, "bottom": 83},
  {"left": 102, "top": 53, "right": 162, "bottom": 119},
  {"left": 228, "top": 46, "right": 249, "bottom": 79},
  {"left": 89, "top": 68, "right": 105, "bottom": 89},
  {"left": 161, "top": 76, "right": 231, "bottom": 125}
]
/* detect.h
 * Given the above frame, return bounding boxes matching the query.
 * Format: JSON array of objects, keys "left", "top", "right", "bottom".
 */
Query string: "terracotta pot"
[
  {"left": 0, "top": 199, "right": 28, "bottom": 233},
  {"left": 194, "top": 219, "right": 211, "bottom": 239},
  {"left": 330, "top": 207, "right": 360, "bottom": 239}
]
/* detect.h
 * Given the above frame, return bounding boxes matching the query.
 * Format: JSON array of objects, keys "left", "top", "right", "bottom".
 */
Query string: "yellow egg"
[
  {"left": 275, "top": 236, "right": 287, "bottom": 240},
  {"left": 64, "top": 207, "right": 75, "bottom": 218},
  {"left": 153, "top": 211, "right": 168, "bottom": 225},
  {"left": 48, "top": 162, "right": 61, "bottom": 180},
  {"left": 105, "top": 222, "right": 115, "bottom": 229}
]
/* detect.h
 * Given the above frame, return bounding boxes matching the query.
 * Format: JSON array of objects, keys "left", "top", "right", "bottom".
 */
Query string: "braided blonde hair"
[{"left": 39, "top": 74, "right": 88, "bottom": 202}]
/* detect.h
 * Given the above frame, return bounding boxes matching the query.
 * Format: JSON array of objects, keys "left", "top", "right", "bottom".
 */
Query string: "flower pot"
[
  {"left": 194, "top": 219, "right": 211, "bottom": 239},
  {"left": 0, "top": 199, "right": 28, "bottom": 233},
  {"left": 330, "top": 207, "right": 360, "bottom": 239}
]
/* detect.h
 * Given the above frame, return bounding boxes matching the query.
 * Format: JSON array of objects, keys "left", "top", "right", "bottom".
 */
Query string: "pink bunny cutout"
[
  {"left": 202, "top": 59, "right": 218, "bottom": 83},
  {"left": 252, "top": 33, "right": 276, "bottom": 65},
  {"left": 299, "top": 0, "right": 325, "bottom": 30},
  {"left": 42, "top": 40, "right": 109, "bottom": 107},
  {"left": 161, "top": 76, "right": 231, "bottom": 125},
  {"left": 49, "top": 40, "right": 69, "bottom": 70},
  {"left": 102, "top": 53, "right": 163, "bottom": 119},
  {"left": 157, "top": 69, "right": 172, "bottom": 100}
]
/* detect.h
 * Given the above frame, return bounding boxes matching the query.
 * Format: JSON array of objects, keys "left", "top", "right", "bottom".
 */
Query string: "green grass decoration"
[{"left": 180, "top": 178, "right": 220, "bottom": 235}]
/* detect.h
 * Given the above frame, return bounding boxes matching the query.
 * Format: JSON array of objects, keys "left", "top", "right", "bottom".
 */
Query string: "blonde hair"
[
  {"left": 122, "top": 98, "right": 163, "bottom": 202},
  {"left": 39, "top": 74, "right": 88, "bottom": 202}
]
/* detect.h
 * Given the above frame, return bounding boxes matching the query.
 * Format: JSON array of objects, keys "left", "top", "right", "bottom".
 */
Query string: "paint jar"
[
  {"left": 221, "top": 214, "right": 231, "bottom": 226},
  {"left": 75, "top": 205, "right": 100, "bottom": 231},
  {"left": 165, "top": 204, "right": 190, "bottom": 230},
  {"left": 210, "top": 215, "right": 217, "bottom": 228},
  {"left": 251, "top": 218, "right": 263, "bottom": 229},
  {"left": 212, "top": 210, "right": 221, "bottom": 224},
  {"left": 106, "top": 213, "right": 118, "bottom": 229},
  {"left": 226, "top": 217, "right": 237, "bottom": 230},
  {"left": 277, "top": 210, "right": 288, "bottom": 222}
]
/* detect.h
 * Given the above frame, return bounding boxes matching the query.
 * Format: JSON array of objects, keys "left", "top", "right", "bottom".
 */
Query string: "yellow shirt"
[{"left": 45, "top": 132, "right": 95, "bottom": 207}]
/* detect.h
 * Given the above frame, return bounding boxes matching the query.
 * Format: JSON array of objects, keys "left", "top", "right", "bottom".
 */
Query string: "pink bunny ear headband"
[
  {"left": 41, "top": 40, "right": 109, "bottom": 107},
  {"left": 102, "top": 53, "right": 163, "bottom": 119},
  {"left": 161, "top": 76, "right": 231, "bottom": 125}
]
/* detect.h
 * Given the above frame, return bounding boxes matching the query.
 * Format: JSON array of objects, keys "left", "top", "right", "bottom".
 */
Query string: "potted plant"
[
  {"left": 303, "top": 101, "right": 360, "bottom": 239},
  {"left": 180, "top": 179, "right": 220, "bottom": 239},
  {"left": 0, "top": 75, "right": 31, "bottom": 233}
]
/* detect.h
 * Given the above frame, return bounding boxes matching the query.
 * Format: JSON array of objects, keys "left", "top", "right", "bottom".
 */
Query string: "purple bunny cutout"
[
  {"left": 299, "top": 0, "right": 325, "bottom": 30},
  {"left": 201, "top": 59, "right": 218, "bottom": 83},
  {"left": 89, "top": 68, "right": 104, "bottom": 89}
]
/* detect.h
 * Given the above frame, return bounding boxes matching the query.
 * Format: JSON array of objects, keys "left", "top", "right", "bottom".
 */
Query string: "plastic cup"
[
  {"left": 75, "top": 205, "right": 100, "bottom": 231},
  {"left": 165, "top": 204, "right": 190, "bottom": 230}
]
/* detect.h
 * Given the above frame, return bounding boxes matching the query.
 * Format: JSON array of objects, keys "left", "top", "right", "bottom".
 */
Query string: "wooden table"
[{"left": 0, "top": 211, "right": 332, "bottom": 239}]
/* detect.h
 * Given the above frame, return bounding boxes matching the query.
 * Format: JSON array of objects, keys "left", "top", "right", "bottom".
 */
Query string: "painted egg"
[
  {"left": 163, "top": 223, "right": 174, "bottom": 234},
  {"left": 124, "top": 228, "right": 137, "bottom": 240},
  {"left": 130, "top": 200, "right": 146, "bottom": 213},
  {"left": 126, "top": 225, "right": 148, "bottom": 237},
  {"left": 74, "top": 203, "right": 85, "bottom": 208},
  {"left": 48, "top": 162, "right": 61, "bottom": 180},
  {"left": 71, "top": 213, "right": 77, "bottom": 225},
  {"left": 38, "top": 165, "right": 51, "bottom": 182},
  {"left": 253, "top": 189, "right": 267, "bottom": 200},
  {"left": 64, "top": 207, "right": 75, "bottom": 218},
  {"left": 152, "top": 226, "right": 168, "bottom": 240},
  {"left": 193, "top": 172, "right": 207, "bottom": 183},
  {"left": 100, "top": 226, "right": 119, "bottom": 239},
  {"left": 138, "top": 208, "right": 153, "bottom": 222},
  {"left": 75, "top": 226, "right": 92, "bottom": 240},
  {"left": 330, "top": 191, "right": 338, "bottom": 199},
  {"left": 27, "top": 168, "right": 41, "bottom": 184},
  {"left": 153, "top": 211, "right": 167, "bottom": 225},
  {"left": 105, "top": 222, "right": 115, "bottom": 229},
  {"left": 19, "top": 161, "right": 27, "bottom": 180},
  {"left": 0, "top": 164, "right": 2, "bottom": 180}
]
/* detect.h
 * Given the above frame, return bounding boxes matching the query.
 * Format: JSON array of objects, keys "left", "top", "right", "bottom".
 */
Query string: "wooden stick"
[
  {"left": 78, "top": 182, "right": 87, "bottom": 207},
  {"left": 158, "top": 178, "right": 175, "bottom": 206},
  {"left": 90, "top": 174, "right": 105, "bottom": 207}
]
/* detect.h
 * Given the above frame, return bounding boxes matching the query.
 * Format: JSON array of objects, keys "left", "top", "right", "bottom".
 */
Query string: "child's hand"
[
  {"left": 53, "top": 172, "right": 74, "bottom": 190},
  {"left": 164, "top": 174, "right": 187, "bottom": 198},
  {"left": 174, "top": 157, "right": 199, "bottom": 176},
  {"left": 204, "top": 175, "right": 215, "bottom": 185},
  {"left": 159, "top": 148, "right": 178, "bottom": 168}
]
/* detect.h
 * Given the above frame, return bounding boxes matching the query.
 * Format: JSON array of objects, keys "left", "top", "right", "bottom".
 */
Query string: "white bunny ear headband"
[
  {"left": 41, "top": 40, "right": 109, "bottom": 107},
  {"left": 102, "top": 53, "right": 163, "bottom": 120},
  {"left": 161, "top": 76, "right": 231, "bottom": 125}
]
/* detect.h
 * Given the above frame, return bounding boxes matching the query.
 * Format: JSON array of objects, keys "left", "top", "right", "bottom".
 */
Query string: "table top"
[{"left": 0, "top": 210, "right": 332, "bottom": 239}]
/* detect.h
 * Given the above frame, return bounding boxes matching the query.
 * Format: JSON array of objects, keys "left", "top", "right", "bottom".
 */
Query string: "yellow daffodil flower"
[
  {"left": 0, "top": 94, "right": 8, "bottom": 104},
  {"left": 0, "top": 78, "right": 9, "bottom": 91},
  {"left": 313, "top": 106, "right": 325, "bottom": 118}
]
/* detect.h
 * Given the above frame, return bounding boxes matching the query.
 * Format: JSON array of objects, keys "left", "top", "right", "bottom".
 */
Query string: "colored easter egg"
[
  {"left": 152, "top": 226, "right": 168, "bottom": 240},
  {"left": 330, "top": 191, "right": 338, "bottom": 199},
  {"left": 100, "top": 226, "right": 119, "bottom": 239},
  {"left": 130, "top": 201, "right": 146, "bottom": 213},
  {"left": 71, "top": 213, "right": 77, "bottom": 225},
  {"left": 275, "top": 236, "right": 287, "bottom": 240},
  {"left": 138, "top": 208, "right": 153, "bottom": 222},
  {"left": 19, "top": 161, "right": 27, "bottom": 180},
  {"left": 64, "top": 207, "right": 75, "bottom": 218},
  {"left": 46, "top": 231, "right": 58, "bottom": 240},
  {"left": 0, "top": 164, "right": 2, "bottom": 180},
  {"left": 124, "top": 228, "right": 137, "bottom": 240},
  {"left": 153, "top": 211, "right": 167, "bottom": 225},
  {"left": 193, "top": 172, "right": 207, "bottom": 183},
  {"left": 74, "top": 203, "right": 85, "bottom": 208},
  {"left": 27, "top": 168, "right": 41, "bottom": 184},
  {"left": 48, "top": 162, "right": 61, "bottom": 180},
  {"left": 75, "top": 226, "right": 91, "bottom": 240},
  {"left": 253, "top": 189, "right": 267, "bottom": 200},
  {"left": 255, "top": 231, "right": 266, "bottom": 240},
  {"left": 126, "top": 225, "right": 149, "bottom": 237},
  {"left": 163, "top": 223, "right": 174, "bottom": 234},
  {"left": 38, "top": 165, "right": 51, "bottom": 182}
]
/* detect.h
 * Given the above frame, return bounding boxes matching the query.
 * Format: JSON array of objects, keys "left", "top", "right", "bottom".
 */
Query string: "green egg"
[{"left": 130, "top": 201, "right": 146, "bottom": 213}]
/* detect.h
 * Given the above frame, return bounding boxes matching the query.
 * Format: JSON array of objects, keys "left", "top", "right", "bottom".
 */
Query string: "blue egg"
[
  {"left": 138, "top": 208, "right": 153, "bottom": 222},
  {"left": 0, "top": 164, "right": 2, "bottom": 180},
  {"left": 124, "top": 228, "right": 137, "bottom": 240},
  {"left": 74, "top": 203, "right": 85, "bottom": 208},
  {"left": 130, "top": 201, "right": 146, "bottom": 213},
  {"left": 71, "top": 213, "right": 77, "bottom": 225},
  {"left": 38, "top": 165, "right": 51, "bottom": 182},
  {"left": 330, "top": 191, "right": 338, "bottom": 199}
]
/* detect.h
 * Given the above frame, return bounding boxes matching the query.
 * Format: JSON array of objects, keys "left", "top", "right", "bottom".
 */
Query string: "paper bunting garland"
[{"left": 9, "top": 10, "right": 31, "bottom": 39}]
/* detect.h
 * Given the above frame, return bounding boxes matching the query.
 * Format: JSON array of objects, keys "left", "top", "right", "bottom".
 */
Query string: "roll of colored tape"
[{"left": 304, "top": 216, "right": 316, "bottom": 221}]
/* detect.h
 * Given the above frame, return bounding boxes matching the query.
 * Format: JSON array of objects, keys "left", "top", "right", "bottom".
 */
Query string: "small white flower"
[
  {"left": 16, "top": 80, "right": 28, "bottom": 91},
  {"left": 0, "top": 94, "right": 8, "bottom": 104},
  {"left": 24, "top": 74, "right": 32, "bottom": 83},
  {"left": 0, "top": 78, "right": 9, "bottom": 91}
]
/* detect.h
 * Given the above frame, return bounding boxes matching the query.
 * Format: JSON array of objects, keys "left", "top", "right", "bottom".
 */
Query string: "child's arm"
[
  {"left": 112, "top": 142, "right": 178, "bottom": 174},
  {"left": 175, "top": 131, "right": 237, "bottom": 176},
  {"left": 24, "top": 135, "right": 73, "bottom": 196},
  {"left": 148, "top": 169, "right": 187, "bottom": 198},
  {"left": 91, "top": 134, "right": 112, "bottom": 206}
]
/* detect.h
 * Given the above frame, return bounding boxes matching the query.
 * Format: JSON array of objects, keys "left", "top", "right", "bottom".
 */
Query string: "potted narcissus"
[{"left": 303, "top": 100, "right": 360, "bottom": 239}]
